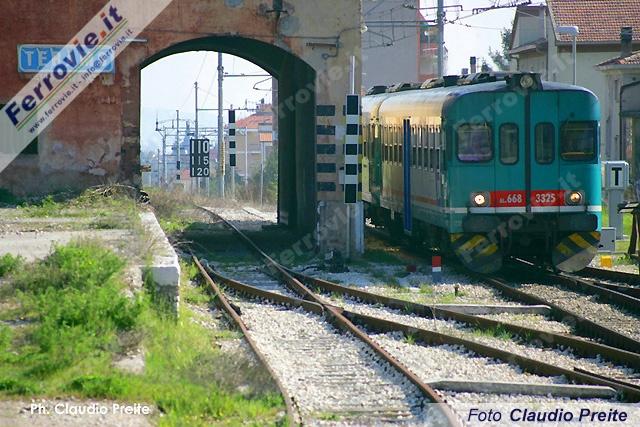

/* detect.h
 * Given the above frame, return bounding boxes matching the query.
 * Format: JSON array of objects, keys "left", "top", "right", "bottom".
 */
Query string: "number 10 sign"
[{"left": 190, "top": 138, "right": 210, "bottom": 177}]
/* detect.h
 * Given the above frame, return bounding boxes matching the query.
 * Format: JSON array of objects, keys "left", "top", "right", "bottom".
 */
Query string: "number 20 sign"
[{"left": 190, "top": 138, "right": 210, "bottom": 177}]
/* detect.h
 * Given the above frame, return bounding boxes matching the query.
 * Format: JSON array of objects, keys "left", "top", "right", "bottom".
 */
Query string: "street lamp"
[{"left": 558, "top": 26, "right": 579, "bottom": 85}]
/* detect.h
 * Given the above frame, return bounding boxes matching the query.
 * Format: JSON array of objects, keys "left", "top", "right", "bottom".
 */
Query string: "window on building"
[
  {"left": 499, "top": 123, "right": 519, "bottom": 165},
  {"left": 560, "top": 121, "right": 597, "bottom": 161},
  {"left": 457, "top": 123, "right": 493, "bottom": 162},
  {"left": 535, "top": 123, "right": 555, "bottom": 164}
]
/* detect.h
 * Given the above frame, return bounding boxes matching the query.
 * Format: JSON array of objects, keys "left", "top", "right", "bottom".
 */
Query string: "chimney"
[
  {"left": 470, "top": 57, "right": 477, "bottom": 74},
  {"left": 621, "top": 27, "right": 633, "bottom": 57}
]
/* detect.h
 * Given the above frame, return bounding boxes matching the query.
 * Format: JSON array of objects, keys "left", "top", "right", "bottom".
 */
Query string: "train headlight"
[
  {"left": 520, "top": 74, "right": 535, "bottom": 89},
  {"left": 471, "top": 192, "right": 490, "bottom": 207},
  {"left": 566, "top": 191, "right": 583, "bottom": 205}
]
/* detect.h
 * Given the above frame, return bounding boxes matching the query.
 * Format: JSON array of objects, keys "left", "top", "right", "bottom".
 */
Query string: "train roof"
[{"left": 364, "top": 75, "right": 597, "bottom": 120}]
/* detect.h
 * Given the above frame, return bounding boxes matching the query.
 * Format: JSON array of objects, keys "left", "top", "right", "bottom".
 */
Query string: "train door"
[
  {"left": 528, "top": 92, "right": 561, "bottom": 212},
  {"left": 493, "top": 93, "right": 526, "bottom": 210},
  {"left": 403, "top": 118, "right": 412, "bottom": 232}
]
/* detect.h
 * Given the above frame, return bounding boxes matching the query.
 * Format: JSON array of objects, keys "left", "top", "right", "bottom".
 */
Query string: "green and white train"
[{"left": 362, "top": 73, "right": 602, "bottom": 273}]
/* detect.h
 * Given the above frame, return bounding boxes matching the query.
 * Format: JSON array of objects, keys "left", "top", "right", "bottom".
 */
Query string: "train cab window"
[
  {"left": 499, "top": 123, "right": 519, "bottom": 165},
  {"left": 560, "top": 121, "right": 597, "bottom": 161},
  {"left": 457, "top": 124, "right": 493, "bottom": 162},
  {"left": 535, "top": 123, "right": 555, "bottom": 164}
]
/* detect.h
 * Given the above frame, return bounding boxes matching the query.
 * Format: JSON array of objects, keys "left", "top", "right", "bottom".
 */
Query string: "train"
[{"left": 361, "top": 72, "right": 602, "bottom": 273}]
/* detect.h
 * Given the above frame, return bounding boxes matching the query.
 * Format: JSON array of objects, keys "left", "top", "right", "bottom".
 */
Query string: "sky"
[{"left": 140, "top": 0, "right": 519, "bottom": 152}]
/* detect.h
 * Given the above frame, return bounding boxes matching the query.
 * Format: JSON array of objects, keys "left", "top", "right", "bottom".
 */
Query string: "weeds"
[
  {"left": 404, "top": 333, "right": 416, "bottom": 345},
  {"left": 330, "top": 292, "right": 344, "bottom": 303},
  {"left": 0, "top": 242, "right": 284, "bottom": 425},
  {"left": 0, "top": 254, "right": 24, "bottom": 278},
  {"left": 419, "top": 284, "right": 434, "bottom": 295},
  {"left": 472, "top": 326, "right": 513, "bottom": 341}
]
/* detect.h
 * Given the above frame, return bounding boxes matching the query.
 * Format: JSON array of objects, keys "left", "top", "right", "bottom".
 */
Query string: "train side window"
[
  {"left": 392, "top": 126, "right": 397, "bottom": 164},
  {"left": 429, "top": 147, "right": 435, "bottom": 170},
  {"left": 396, "top": 127, "right": 401, "bottom": 164},
  {"left": 499, "top": 123, "right": 519, "bottom": 165},
  {"left": 457, "top": 123, "right": 493, "bottom": 162},
  {"left": 412, "top": 126, "right": 417, "bottom": 167},
  {"left": 535, "top": 123, "right": 555, "bottom": 164},
  {"left": 420, "top": 126, "right": 427, "bottom": 169},
  {"left": 391, "top": 127, "right": 395, "bottom": 163},
  {"left": 418, "top": 127, "right": 424, "bottom": 168},
  {"left": 382, "top": 127, "right": 387, "bottom": 162},
  {"left": 560, "top": 121, "right": 597, "bottom": 161}
]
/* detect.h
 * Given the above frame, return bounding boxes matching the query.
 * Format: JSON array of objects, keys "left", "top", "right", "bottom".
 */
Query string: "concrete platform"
[
  {"left": 0, "top": 229, "right": 132, "bottom": 262},
  {"left": 139, "top": 212, "right": 181, "bottom": 310},
  {"left": 429, "top": 380, "right": 616, "bottom": 399},
  {"left": 433, "top": 304, "right": 551, "bottom": 316}
]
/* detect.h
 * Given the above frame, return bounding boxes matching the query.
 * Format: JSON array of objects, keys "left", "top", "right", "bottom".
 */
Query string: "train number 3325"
[{"left": 534, "top": 193, "right": 556, "bottom": 204}]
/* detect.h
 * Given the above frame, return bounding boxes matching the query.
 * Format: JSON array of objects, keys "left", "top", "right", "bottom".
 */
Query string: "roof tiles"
[{"left": 548, "top": 0, "right": 640, "bottom": 43}]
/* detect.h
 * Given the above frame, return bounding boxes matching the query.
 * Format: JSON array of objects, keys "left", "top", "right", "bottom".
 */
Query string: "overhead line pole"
[
  {"left": 217, "top": 52, "right": 225, "bottom": 198},
  {"left": 437, "top": 0, "right": 445, "bottom": 78}
]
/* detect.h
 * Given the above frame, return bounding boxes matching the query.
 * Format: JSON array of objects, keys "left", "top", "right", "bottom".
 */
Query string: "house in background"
[
  {"left": 232, "top": 102, "right": 274, "bottom": 184},
  {"left": 362, "top": 0, "right": 441, "bottom": 89},
  {"left": 597, "top": 28, "right": 640, "bottom": 182},
  {"left": 509, "top": 0, "right": 640, "bottom": 160}
]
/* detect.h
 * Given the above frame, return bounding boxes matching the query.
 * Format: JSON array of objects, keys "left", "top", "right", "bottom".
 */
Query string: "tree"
[{"left": 488, "top": 26, "right": 513, "bottom": 71}]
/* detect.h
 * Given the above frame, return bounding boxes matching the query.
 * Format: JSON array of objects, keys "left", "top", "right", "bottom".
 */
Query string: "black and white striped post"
[
  {"left": 344, "top": 90, "right": 364, "bottom": 256},
  {"left": 229, "top": 109, "right": 236, "bottom": 198},
  {"left": 344, "top": 94, "right": 360, "bottom": 204}
]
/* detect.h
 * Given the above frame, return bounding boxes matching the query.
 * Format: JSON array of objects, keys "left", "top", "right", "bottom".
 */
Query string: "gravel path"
[
  {"left": 323, "top": 295, "right": 638, "bottom": 384},
  {"left": 234, "top": 299, "right": 431, "bottom": 425},
  {"left": 515, "top": 283, "right": 640, "bottom": 341}
]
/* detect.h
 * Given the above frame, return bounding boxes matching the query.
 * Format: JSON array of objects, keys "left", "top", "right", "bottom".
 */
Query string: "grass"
[
  {"left": 0, "top": 241, "right": 284, "bottom": 426},
  {"left": 419, "top": 284, "right": 434, "bottom": 295},
  {"left": 0, "top": 254, "right": 24, "bottom": 278},
  {"left": 472, "top": 326, "right": 513, "bottom": 341},
  {"left": 15, "top": 188, "right": 140, "bottom": 229},
  {"left": 404, "top": 333, "right": 416, "bottom": 345}
]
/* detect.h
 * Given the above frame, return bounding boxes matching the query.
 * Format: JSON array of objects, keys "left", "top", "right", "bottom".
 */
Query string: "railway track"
[
  {"left": 368, "top": 226, "right": 640, "bottom": 355},
  {"left": 576, "top": 266, "right": 640, "bottom": 299},
  {"left": 193, "top": 207, "right": 458, "bottom": 426},
  {"left": 187, "top": 206, "right": 640, "bottom": 425}
]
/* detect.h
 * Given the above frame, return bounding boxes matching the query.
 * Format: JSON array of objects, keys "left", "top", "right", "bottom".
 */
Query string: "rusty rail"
[
  {"left": 197, "top": 264, "right": 640, "bottom": 403},
  {"left": 196, "top": 206, "right": 461, "bottom": 426},
  {"left": 192, "top": 256, "right": 300, "bottom": 426},
  {"left": 287, "top": 269, "right": 640, "bottom": 370}
]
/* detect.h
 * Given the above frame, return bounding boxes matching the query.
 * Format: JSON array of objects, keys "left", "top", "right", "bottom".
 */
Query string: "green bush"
[
  {"left": 65, "top": 374, "right": 128, "bottom": 398},
  {"left": 0, "top": 254, "right": 24, "bottom": 278},
  {"left": 13, "top": 241, "right": 141, "bottom": 374},
  {"left": 13, "top": 241, "right": 125, "bottom": 293}
]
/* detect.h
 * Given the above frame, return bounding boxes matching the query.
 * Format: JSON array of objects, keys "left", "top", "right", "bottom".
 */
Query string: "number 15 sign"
[{"left": 190, "top": 138, "right": 210, "bottom": 177}]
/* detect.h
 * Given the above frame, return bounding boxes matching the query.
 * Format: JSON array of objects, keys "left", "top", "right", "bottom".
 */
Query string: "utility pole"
[
  {"left": 217, "top": 52, "right": 225, "bottom": 198},
  {"left": 437, "top": 0, "right": 445, "bottom": 78},
  {"left": 157, "top": 148, "right": 161, "bottom": 187},
  {"left": 176, "top": 110, "right": 181, "bottom": 186},
  {"left": 194, "top": 81, "right": 199, "bottom": 195},
  {"left": 244, "top": 127, "right": 248, "bottom": 188}
]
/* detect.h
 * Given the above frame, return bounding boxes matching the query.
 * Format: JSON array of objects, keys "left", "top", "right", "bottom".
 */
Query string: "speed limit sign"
[{"left": 190, "top": 138, "right": 210, "bottom": 177}]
